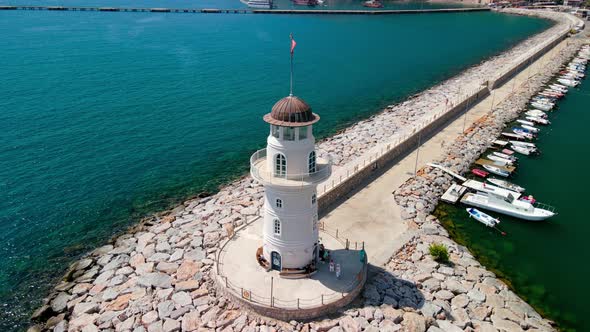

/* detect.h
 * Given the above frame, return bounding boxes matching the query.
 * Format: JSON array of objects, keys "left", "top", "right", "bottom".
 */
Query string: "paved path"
[{"left": 321, "top": 36, "right": 572, "bottom": 268}]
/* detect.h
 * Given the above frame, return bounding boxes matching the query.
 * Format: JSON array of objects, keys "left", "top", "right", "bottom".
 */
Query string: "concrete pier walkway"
[
  {"left": 0, "top": 5, "right": 489, "bottom": 15},
  {"left": 320, "top": 35, "right": 571, "bottom": 268}
]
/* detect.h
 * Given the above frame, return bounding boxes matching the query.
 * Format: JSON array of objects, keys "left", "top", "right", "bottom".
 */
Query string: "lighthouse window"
[
  {"left": 274, "top": 153, "right": 286, "bottom": 177},
  {"left": 311, "top": 193, "right": 317, "bottom": 205},
  {"left": 271, "top": 125, "right": 280, "bottom": 138},
  {"left": 298, "top": 126, "right": 308, "bottom": 140},
  {"left": 273, "top": 219, "right": 281, "bottom": 236},
  {"left": 313, "top": 214, "right": 318, "bottom": 231},
  {"left": 275, "top": 198, "right": 283, "bottom": 208},
  {"left": 284, "top": 127, "right": 295, "bottom": 141},
  {"left": 308, "top": 151, "right": 317, "bottom": 173}
]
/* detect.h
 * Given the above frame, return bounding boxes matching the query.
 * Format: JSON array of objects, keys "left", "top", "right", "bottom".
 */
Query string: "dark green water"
[
  {"left": 0, "top": 8, "right": 550, "bottom": 331},
  {"left": 436, "top": 70, "right": 590, "bottom": 331}
]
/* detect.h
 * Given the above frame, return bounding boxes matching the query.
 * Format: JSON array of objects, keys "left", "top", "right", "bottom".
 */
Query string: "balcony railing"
[{"left": 250, "top": 149, "right": 332, "bottom": 186}]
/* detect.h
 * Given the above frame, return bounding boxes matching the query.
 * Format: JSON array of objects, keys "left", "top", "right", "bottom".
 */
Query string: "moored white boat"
[
  {"left": 493, "top": 151, "right": 517, "bottom": 161},
  {"left": 526, "top": 116, "right": 550, "bottom": 125},
  {"left": 558, "top": 78, "right": 579, "bottom": 87},
  {"left": 521, "top": 124, "right": 539, "bottom": 133},
  {"left": 461, "top": 192, "right": 555, "bottom": 221},
  {"left": 516, "top": 119, "right": 535, "bottom": 126},
  {"left": 510, "top": 145, "right": 533, "bottom": 155},
  {"left": 487, "top": 154, "right": 514, "bottom": 166},
  {"left": 486, "top": 178, "right": 525, "bottom": 193},
  {"left": 510, "top": 140, "right": 536, "bottom": 148},
  {"left": 525, "top": 110, "right": 547, "bottom": 118},
  {"left": 482, "top": 164, "right": 511, "bottom": 177},
  {"left": 531, "top": 101, "right": 553, "bottom": 112},
  {"left": 466, "top": 208, "right": 500, "bottom": 227}
]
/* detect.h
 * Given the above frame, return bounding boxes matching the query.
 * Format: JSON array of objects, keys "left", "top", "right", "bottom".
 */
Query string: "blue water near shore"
[{"left": 0, "top": 8, "right": 550, "bottom": 331}]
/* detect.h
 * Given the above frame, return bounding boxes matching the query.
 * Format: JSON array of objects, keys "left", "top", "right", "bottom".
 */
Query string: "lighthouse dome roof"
[{"left": 264, "top": 95, "right": 320, "bottom": 127}]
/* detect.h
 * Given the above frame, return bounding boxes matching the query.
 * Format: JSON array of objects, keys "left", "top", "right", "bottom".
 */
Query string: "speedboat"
[
  {"left": 525, "top": 110, "right": 547, "bottom": 118},
  {"left": 558, "top": 78, "right": 579, "bottom": 87},
  {"left": 363, "top": 0, "right": 383, "bottom": 7},
  {"left": 550, "top": 83, "right": 568, "bottom": 91},
  {"left": 472, "top": 168, "right": 489, "bottom": 178},
  {"left": 526, "top": 116, "right": 550, "bottom": 125},
  {"left": 531, "top": 101, "right": 553, "bottom": 112},
  {"left": 487, "top": 178, "right": 525, "bottom": 193},
  {"left": 510, "top": 144, "right": 534, "bottom": 155},
  {"left": 510, "top": 141, "right": 536, "bottom": 148},
  {"left": 482, "top": 164, "right": 511, "bottom": 177},
  {"left": 502, "top": 132, "right": 526, "bottom": 140},
  {"left": 292, "top": 0, "right": 318, "bottom": 5},
  {"left": 516, "top": 119, "right": 535, "bottom": 126},
  {"left": 461, "top": 192, "right": 555, "bottom": 221},
  {"left": 512, "top": 128, "right": 535, "bottom": 140},
  {"left": 521, "top": 124, "right": 539, "bottom": 133},
  {"left": 466, "top": 208, "right": 500, "bottom": 227},
  {"left": 487, "top": 154, "right": 514, "bottom": 166},
  {"left": 246, "top": 0, "right": 272, "bottom": 8},
  {"left": 493, "top": 151, "right": 518, "bottom": 162}
]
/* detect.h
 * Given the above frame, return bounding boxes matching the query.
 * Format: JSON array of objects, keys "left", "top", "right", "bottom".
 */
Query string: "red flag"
[{"left": 290, "top": 33, "right": 296, "bottom": 55}]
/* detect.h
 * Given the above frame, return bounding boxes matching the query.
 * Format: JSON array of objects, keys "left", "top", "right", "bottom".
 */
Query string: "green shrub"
[{"left": 429, "top": 243, "right": 449, "bottom": 263}]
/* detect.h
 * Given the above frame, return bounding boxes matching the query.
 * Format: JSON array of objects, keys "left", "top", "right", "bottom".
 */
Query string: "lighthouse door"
[{"left": 271, "top": 251, "right": 281, "bottom": 271}]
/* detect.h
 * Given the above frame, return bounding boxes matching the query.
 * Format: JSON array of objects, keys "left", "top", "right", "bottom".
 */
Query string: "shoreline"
[{"left": 29, "top": 9, "right": 584, "bottom": 332}]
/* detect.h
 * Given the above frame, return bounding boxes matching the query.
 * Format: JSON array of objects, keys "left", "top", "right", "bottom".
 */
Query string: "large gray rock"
[{"left": 138, "top": 272, "right": 172, "bottom": 288}]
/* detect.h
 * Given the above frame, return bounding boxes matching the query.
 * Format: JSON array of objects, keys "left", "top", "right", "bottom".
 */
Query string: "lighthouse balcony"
[{"left": 250, "top": 149, "right": 332, "bottom": 186}]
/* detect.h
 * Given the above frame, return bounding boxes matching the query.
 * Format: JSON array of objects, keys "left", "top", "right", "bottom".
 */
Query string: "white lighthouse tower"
[{"left": 250, "top": 97, "right": 332, "bottom": 271}]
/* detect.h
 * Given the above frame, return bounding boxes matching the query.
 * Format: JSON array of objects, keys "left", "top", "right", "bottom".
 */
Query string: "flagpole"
[
  {"left": 289, "top": 33, "right": 294, "bottom": 97},
  {"left": 290, "top": 50, "right": 293, "bottom": 97}
]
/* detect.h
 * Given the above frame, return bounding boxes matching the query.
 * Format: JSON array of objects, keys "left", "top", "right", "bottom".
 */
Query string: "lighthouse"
[
  {"left": 249, "top": 36, "right": 331, "bottom": 272},
  {"left": 250, "top": 95, "right": 331, "bottom": 271}
]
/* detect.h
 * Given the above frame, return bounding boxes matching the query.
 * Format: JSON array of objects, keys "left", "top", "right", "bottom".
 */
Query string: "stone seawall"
[{"left": 29, "top": 9, "right": 584, "bottom": 332}]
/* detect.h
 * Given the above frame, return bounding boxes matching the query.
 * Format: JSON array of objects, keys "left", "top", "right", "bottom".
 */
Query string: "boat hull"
[{"left": 461, "top": 193, "right": 554, "bottom": 221}]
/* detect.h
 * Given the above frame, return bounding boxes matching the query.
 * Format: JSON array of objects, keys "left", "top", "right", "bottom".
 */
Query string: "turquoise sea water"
[
  {"left": 436, "top": 67, "right": 590, "bottom": 331},
  {"left": 0, "top": 8, "right": 550, "bottom": 331}
]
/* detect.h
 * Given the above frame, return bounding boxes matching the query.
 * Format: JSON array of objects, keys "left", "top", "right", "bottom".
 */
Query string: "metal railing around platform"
[{"left": 215, "top": 216, "right": 368, "bottom": 311}]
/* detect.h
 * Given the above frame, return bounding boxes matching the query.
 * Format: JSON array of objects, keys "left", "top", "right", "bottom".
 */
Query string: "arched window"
[
  {"left": 275, "top": 198, "right": 283, "bottom": 208},
  {"left": 311, "top": 193, "right": 317, "bottom": 206},
  {"left": 274, "top": 153, "right": 286, "bottom": 177},
  {"left": 308, "top": 151, "right": 316, "bottom": 173},
  {"left": 273, "top": 219, "right": 281, "bottom": 236}
]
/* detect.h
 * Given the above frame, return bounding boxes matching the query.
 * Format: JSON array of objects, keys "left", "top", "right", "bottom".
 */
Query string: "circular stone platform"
[{"left": 214, "top": 218, "right": 367, "bottom": 320}]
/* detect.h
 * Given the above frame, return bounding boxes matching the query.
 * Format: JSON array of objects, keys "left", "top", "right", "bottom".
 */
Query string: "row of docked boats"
[{"left": 446, "top": 45, "right": 590, "bottom": 227}]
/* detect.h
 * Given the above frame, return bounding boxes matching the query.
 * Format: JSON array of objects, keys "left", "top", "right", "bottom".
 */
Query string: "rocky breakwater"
[
  {"left": 391, "top": 35, "right": 587, "bottom": 332},
  {"left": 30, "top": 9, "right": 581, "bottom": 332}
]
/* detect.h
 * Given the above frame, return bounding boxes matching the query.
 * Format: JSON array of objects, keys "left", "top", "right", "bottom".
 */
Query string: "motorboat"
[
  {"left": 531, "top": 101, "right": 553, "bottom": 112},
  {"left": 526, "top": 116, "right": 550, "bottom": 125},
  {"left": 472, "top": 169, "right": 489, "bottom": 178},
  {"left": 482, "top": 164, "right": 511, "bottom": 177},
  {"left": 460, "top": 192, "right": 555, "bottom": 221},
  {"left": 510, "top": 144, "right": 534, "bottom": 155},
  {"left": 550, "top": 83, "right": 568, "bottom": 90},
  {"left": 512, "top": 128, "right": 535, "bottom": 140},
  {"left": 487, "top": 178, "right": 525, "bottom": 193},
  {"left": 521, "top": 124, "right": 539, "bottom": 133},
  {"left": 363, "top": 0, "right": 384, "bottom": 7},
  {"left": 501, "top": 132, "right": 526, "bottom": 140},
  {"left": 525, "top": 110, "right": 547, "bottom": 118},
  {"left": 493, "top": 151, "right": 518, "bottom": 162},
  {"left": 558, "top": 78, "right": 579, "bottom": 87},
  {"left": 246, "top": 0, "right": 272, "bottom": 8},
  {"left": 292, "top": 0, "right": 318, "bottom": 5},
  {"left": 510, "top": 140, "right": 536, "bottom": 148},
  {"left": 487, "top": 154, "right": 514, "bottom": 166},
  {"left": 516, "top": 119, "right": 535, "bottom": 126},
  {"left": 466, "top": 208, "right": 500, "bottom": 227}
]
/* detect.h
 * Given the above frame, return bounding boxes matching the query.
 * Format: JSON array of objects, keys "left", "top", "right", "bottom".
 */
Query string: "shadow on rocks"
[{"left": 359, "top": 264, "right": 425, "bottom": 311}]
